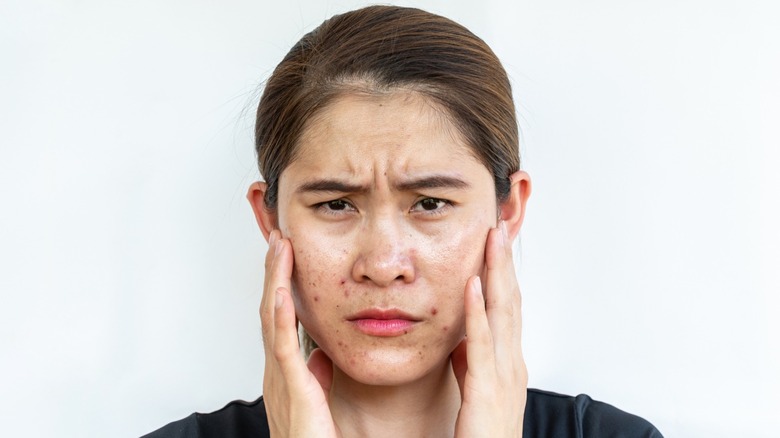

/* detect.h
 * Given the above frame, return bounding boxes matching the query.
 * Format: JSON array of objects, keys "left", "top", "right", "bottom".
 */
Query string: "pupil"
[
  {"left": 329, "top": 200, "right": 346, "bottom": 210},
  {"left": 422, "top": 199, "right": 438, "bottom": 210}
]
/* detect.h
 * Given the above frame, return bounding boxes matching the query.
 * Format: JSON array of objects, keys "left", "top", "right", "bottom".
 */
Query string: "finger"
[
  {"left": 484, "top": 222, "right": 523, "bottom": 363},
  {"left": 464, "top": 275, "right": 496, "bottom": 380},
  {"left": 261, "top": 229, "right": 280, "bottom": 310},
  {"left": 260, "top": 232, "right": 292, "bottom": 353},
  {"left": 272, "top": 284, "right": 303, "bottom": 371},
  {"left": 260, "top": 230, "right": 279, "bottom": 332}
]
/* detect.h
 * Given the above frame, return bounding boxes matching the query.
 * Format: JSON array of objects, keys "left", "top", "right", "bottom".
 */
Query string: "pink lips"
[{"left": 347, "top": 309, "right": 419, "bottom": 337}]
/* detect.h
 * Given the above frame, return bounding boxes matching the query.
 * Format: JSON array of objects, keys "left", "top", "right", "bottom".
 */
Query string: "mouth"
[{"left": 346, "top": 309, "right": 421, "bottom": 337}]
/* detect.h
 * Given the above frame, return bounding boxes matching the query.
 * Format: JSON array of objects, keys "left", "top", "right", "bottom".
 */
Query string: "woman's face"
[{"left": 275, "top": 90, "right": 498, "bottom": 385}]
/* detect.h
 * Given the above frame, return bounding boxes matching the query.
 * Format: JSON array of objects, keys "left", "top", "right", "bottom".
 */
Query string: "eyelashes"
[
  {"left": 312, "top": 199, "right": 357, "bottom": 216},
  {"left": 410, "top": 198, "right": 451, "bottom": 216},
  {"left": 313, "top": 197, "right": 453, "bottom": 218}
]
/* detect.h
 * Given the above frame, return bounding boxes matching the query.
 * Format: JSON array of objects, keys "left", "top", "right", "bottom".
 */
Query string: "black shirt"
[{"left": 143, "top": 388, "right": 662, "bottom": 438}]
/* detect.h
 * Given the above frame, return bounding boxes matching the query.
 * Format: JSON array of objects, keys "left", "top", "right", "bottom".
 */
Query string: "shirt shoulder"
[
  {"left": 524, "top": 388, "right": 663, "bottom": 438},
  {"left": 141, "top": 397, "right": 269, "bottom": 438}
]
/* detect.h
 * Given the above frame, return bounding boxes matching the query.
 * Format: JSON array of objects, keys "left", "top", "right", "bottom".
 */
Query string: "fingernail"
[
  {"left": 275, "top": 289, "right": 283, "bottom": 309},
  {"left": 472, "top": 276, "right": 482, "bottom": 297},
  {"left": 274, "top": 239, "right": 283, "bottom": 256},
  {"left": 500, "top": 220, "right": 509, "bottom": 245}
]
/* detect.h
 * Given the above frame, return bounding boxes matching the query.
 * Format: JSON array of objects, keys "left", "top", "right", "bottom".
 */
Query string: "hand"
[
  {"left": 451, "top": 221, "right": 528, "bottom": 437},
  {"left": 260, "top": 230, "right": 341, "bottom": 437}
]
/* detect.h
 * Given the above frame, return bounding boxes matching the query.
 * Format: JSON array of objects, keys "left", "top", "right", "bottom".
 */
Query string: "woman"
[{"left": 146, "top": 5, "right": 661, "bottom": 437}]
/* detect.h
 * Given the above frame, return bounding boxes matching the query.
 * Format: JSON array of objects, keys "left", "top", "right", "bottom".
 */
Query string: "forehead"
[{"left": 284, "top": 91, "right": 485, "bottom": 180}]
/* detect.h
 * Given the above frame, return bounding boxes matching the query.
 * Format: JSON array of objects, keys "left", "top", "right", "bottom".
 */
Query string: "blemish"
[
  {"left": 340, "top": 278, "right": 346, "bottom": 285},
  {"left": 403, "top": 330, "right": 408, "bottom": 335},
  {"left": 313, "top": 296, "right": 319, "bottom": 302},
  {"left": 431, "top": 307, "right": 438, "bottom": 315},
  {"left": 443, "top": 326, "right": 449, "bottom": 332}
]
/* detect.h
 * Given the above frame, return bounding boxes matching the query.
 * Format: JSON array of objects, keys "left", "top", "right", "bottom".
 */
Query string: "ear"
[
  {"left": 246, "top": 181, "right": 276, "bottom": 242},
  {"left": 499, "top": 170, "right": 532, "bottom": 240}
]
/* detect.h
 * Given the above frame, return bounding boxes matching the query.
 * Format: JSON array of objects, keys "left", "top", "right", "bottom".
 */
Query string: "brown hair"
[{"left": 254, "top": 5, "right": 520, "bottom": 356}]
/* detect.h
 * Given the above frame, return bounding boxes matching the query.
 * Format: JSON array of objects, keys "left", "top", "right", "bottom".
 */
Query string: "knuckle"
[{"left": 273, "top": 342, "right": 296, "bottom": 363}]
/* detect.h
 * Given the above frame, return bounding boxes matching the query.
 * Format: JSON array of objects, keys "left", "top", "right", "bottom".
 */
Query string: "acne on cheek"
[{"left": 340, "top": 278, "right": 350, "bottom": 297}]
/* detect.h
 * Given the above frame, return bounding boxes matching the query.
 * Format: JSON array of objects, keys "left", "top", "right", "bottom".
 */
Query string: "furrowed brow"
[
  {"left": 395, "top": 175, "right": 471, "bottom": 192},
  {"left": 295, "top": 179, "right": 369, "bottom": 194}
]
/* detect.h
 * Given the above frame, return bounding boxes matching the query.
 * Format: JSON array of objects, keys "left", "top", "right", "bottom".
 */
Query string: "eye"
[
  {"left": 410, "top": 198, "right": 451, "bottom": 215},
  {"left": 314, "top": 199, "right": 357, "bottom": 216}
]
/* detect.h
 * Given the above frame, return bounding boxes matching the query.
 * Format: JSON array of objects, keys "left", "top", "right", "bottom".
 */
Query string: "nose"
[{"left": 351, "top": 215, "right": 415, "bottom": 287}]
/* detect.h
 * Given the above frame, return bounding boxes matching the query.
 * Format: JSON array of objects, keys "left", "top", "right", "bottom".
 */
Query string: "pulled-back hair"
[
  {"left": 254, "top": 5, "right": 520, "bottom": 356},
  {"left": 256, "top": 5, "right": 519, "bottom": 210}
]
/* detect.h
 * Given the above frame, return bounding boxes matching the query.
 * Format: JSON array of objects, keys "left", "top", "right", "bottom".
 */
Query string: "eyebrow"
[
  {"left": 395, "top": 175, "right": 470, "bottom": 191},
  {"left": 296, "top": 179, "right": 367, "bottom": 194},
  {"left": 295, "top": 175, "right": 470, "bottom": 194}
]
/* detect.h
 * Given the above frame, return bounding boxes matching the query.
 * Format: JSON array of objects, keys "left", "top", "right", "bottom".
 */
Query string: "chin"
[
  {"left": 307, "top": 325, "right": 460, "bottom": 387},
  {"left": 337, "top": 347, "right": 449, "bottom": 386}
]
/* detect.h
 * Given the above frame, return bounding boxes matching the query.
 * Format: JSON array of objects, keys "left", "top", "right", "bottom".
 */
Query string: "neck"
[{"left": 329, "top": 359, "right": 460, "bottom": 438}]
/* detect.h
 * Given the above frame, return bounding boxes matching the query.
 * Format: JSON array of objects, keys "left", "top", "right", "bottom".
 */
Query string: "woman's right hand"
[{"left": 260, "top": 229, "right": 341, "bottom": 437}]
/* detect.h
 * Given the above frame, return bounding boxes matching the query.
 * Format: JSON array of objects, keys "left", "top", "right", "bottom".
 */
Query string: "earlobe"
[
  {"left": 499, "top": 171, "right": 532, "bottom": 240},
  {"left": 246, "top": 181, "right": 276, "bottom": 242}
]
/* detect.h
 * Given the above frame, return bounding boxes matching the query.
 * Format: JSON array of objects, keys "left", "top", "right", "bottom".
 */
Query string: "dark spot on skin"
[
  {"left": 443, "top": 326, "right": 449, "bottom": 332},
  {"left": 431, "top": 307, "right": 438, "bottom": 315},
  {"left": 418, "top": 351, "right": 422, "bottom": 356},
  {"left": 344, "top": 289, "right": 350, "bottom": 297},
  {"left": 404, "top": 330, "right": 408, "bottom": 335},
  {"left": 314, "top": 296, "right": 319, "bottom": 302},
  {"left": 340, "top": 278, "right": 346, "bottom": 285},
  {"left": 337, "top": 341, "right": 343, "bottom": 346}
]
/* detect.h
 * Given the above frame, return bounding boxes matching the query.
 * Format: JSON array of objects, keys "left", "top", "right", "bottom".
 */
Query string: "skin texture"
[{"left": 248, "top": 90, "right": 531, "bottom": 437}]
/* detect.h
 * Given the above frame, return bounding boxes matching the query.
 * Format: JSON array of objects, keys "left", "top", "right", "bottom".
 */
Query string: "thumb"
[
  {"left": 450, "top": 338, "right": 467, "bottom": 398},
  {"left": 307, "top": 348, "right": 334, "bottom": 394}
]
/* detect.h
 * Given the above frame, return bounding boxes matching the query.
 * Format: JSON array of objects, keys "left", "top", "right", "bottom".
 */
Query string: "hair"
[{"left": 255, "top": 5, "right": 520, "bottom": 357}]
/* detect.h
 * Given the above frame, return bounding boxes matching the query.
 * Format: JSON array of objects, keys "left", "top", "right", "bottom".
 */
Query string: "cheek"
[
  {"left": 284, "top": 230, "right": 350, "bottom": 322},
  {"left": 417, "top": 216, "right": 491, "bottom": 285},
  {"left": 416, "top": 218, "right": 492, "bottom": 333}
]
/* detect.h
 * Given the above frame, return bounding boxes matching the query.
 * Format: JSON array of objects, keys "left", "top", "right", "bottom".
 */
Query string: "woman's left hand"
[{"left": 451, "top": 221, "right": 528, "bottom": 438}]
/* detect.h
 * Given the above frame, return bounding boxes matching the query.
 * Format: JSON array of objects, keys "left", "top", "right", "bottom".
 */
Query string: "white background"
[{"left": 2, "top": 0, "right": 778, "bottom": 436}]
